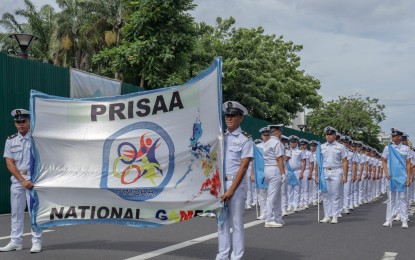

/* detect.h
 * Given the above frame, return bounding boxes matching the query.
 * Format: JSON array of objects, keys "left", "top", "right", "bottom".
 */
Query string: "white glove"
[{"left": 282, "top": 174, "right": 287, "bottom": 183}]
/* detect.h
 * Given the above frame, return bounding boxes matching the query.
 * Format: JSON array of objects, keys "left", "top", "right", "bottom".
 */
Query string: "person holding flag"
[
  {"left": 341, "top": 136, "right": 357, "bottom": 214},
  {"left": 381, "top": 128, "right": 411, "bottom": 228},
  {"left": 0, "top": 109, "right": 43, "bottom": 253},
  {"left": 316, "top": 126, "right": 348, "bottom": 224},
  {"left": 262, "top": 124, "right": 287, "bottom": 227}
]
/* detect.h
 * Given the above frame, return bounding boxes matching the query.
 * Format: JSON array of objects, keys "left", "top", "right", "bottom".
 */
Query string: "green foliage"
[
  {"left": 93, "top": 0, "right": 197, "bottom": 88},
  {"left": 307, "top": 94, "right": 386, "bottom": 150},
  {"left": 189, "top": 17, "right": 322, "bottom": 124}
]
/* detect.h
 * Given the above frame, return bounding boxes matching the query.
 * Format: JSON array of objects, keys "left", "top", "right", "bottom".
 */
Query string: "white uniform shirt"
[
  {"left": 263, "top": 136, "right": 284, "bottom": 166},
  {"left": 224, "top": 127, "right": 253, "bottom": 176},
  {"left": 3, "top": 131, "right": 32, "bottom": 180},
  {"left": 302, "top": 149, "right": 314, "bottom": 170},
  {"left": 360, "top": 153, "right": 368, "bottom": 172},
  {"left": 346, "top": 149, "right": 355, "bottom": 173},
  {"left": 289, "top": 147, "right": 305, "bottom": 170},
  {"left": 382, "top": 142, "right": 411, "bottom": 161},
  {"left": 320, "top": 141, "right": 347, "bottom": 168}
]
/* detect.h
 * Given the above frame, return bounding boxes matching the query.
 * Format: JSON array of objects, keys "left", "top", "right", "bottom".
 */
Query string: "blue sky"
[{"left": 2, "top": 0, "right": 415, "bottom": 142}]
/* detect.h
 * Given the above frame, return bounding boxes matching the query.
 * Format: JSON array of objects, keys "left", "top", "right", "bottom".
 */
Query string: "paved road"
[{"left": 1, "top": 195, "right": 414, "bottom": 260}]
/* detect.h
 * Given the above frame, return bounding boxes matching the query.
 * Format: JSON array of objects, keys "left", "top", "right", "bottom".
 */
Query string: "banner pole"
[
  {"left": 318, "top": 185, "right": 320, "bottom": 223},
  {"left": 255, "top": 188, "right": 259, "bottom": 219},
  {"left": 389, "top": 190, "right": 392, "bottom": 228}
]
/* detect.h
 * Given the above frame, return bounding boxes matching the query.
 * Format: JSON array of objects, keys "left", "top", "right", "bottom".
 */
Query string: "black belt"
[{"left": 324, "top": 167, "right": 342, "bottom": 171}]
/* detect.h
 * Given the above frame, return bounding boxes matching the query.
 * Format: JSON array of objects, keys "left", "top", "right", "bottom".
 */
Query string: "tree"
[
  {"left": 93, "top": 0, "right": 197, "bottom": 88},
  {"left": 306, "top": 94, "right": 386, "bottom": 150},
  {"left": 51, "top": 0, "right": 127, "bottom": 70},
  {"left": 189, "top": 17, "right": 322, "bottom": 124}
]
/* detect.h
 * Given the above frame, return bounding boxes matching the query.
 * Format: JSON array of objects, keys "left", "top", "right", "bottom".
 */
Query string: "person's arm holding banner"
[{"left": 5, "top": 157, "right": 33, "bottom": 189}]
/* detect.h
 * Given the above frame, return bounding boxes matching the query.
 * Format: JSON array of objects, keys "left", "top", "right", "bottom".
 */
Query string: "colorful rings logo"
[{"left": 100, "top": 122, "right": 175, "bottom": 201}]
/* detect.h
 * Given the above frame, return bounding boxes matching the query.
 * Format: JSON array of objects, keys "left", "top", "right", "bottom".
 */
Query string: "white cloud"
[{"left": 192, "top": 0, "right": 415, "bottom": 140}]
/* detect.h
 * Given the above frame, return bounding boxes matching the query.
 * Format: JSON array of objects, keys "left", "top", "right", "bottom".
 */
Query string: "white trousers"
[
  {"left": 264, "top": 166, "right": 282, "bottom": 223},
  {"left": 299, "top": 170, "right": 309, "bottom": 206},
  {"left": 309, "top": 178, "right": 318, "bottom": 203},
  {"left": 217, "top": 180, "right": 246, "bottom": 260},
  {"left": 343, "top": 172, "right": 352, "bottom": 209},
  {"left": 245, "top": 173, "right": 255, "bottom": 205},
  {"left": 353, "top": 179, "right": 361, "bottom": 205},
  {"left": 288, "top": 169, "right": 301, "bottom": 209},
  {"left": 10, "top": 179, "right": 42, "bottom": 245},
  {"left": 386, "top": 190, "right": 408, "bottom": 222},
  {"left": 257, "top": 188, "right": 267, "bottom": 216},
  {"left": 358, "top": 176, "right": 366, "bottom": 204},
  {"left": 322, "top": 168, "right": 343, "bottom": 218},
  {"left": 281, "top": 174, "right": 288, "bottom": 211}
]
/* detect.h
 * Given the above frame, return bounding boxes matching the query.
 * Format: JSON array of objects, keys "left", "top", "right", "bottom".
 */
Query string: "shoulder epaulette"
[
  {"left": 241, "top": 131, "right": 251, "bottom": 139},
  {"left": 7, "top": 133, "right": 17, "bottom": 140}
]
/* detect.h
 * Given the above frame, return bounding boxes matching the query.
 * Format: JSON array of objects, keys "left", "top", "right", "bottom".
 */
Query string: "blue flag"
[
  {"left": 253, "top": 145, "right": 268, "bottom": 189},
  {"left": 388, "top": 143, "right": 407, "bottom": 192},
  {"left": 316, "top": 142, "right": 328, "bottom": 193},
  {"left": 286, "top": 162, "right": 299, "bottom": 186}
]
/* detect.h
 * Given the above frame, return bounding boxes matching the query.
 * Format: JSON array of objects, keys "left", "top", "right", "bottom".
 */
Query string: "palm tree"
[
  {"left": 15, "top": 0, "right": 56, "bottom": 62},
  {"left": 51, "top": 0, "right": 126, "bottom": 71},
  {"left": 0, "top": 12, "right": 25, "bottom": 55}
]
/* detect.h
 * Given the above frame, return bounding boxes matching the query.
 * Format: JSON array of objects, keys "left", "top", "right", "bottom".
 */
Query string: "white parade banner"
[{"left": 30, "top": 58, "right": 224, "bottom": 231}]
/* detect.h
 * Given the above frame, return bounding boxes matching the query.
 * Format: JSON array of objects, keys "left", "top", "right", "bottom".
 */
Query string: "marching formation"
[
  {"left": 244, "top": 125, "right": 415, "bottom": 230},
  {"left": 2, "top": 102, "right": 413, "bottom": 260},
  {"left": 212, "top": 100, "right": 415, "bottom": 260}
]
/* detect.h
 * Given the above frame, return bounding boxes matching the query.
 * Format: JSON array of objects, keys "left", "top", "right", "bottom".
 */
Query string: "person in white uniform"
[
  {"left": 216, "top": 101, "right": 253, "bottom": 260},
  {"left": 287, "top": 135, "right": 306, "bottom": 211},
  {"left": 245, "top": 157, "right": 255, "bottom": 210},
  {"left": 262, "top": 124, "right": 287, "bottom": 227},
  {"left": 255, "top": 127, "right": 270, "bottom": 220},
  {"left": 309, "top": 140, "right": 319, "bottom": 205},
  {"left": 381, "top": 128, "right": 411, "bottom": 229},
  {"left": 342, "top": 136, "right": 357, "bottom": 214},
  {"left": 0, "top": 109, "right": 43, "bottom": 253},
  {"left": 299, "top": 139, "right": 314, "bottom": 208},
  {"left": 280, "top": 135, "right": 291, "bottom": 215},
  {"left": 358, "top": 145, "right": 369, "bottom": 205},
  {"left": 317, "top": 126, "right": 348, "bottom": 224},
  {"left": 354, "top": 141, "right": 364, "bottom": 208}
]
